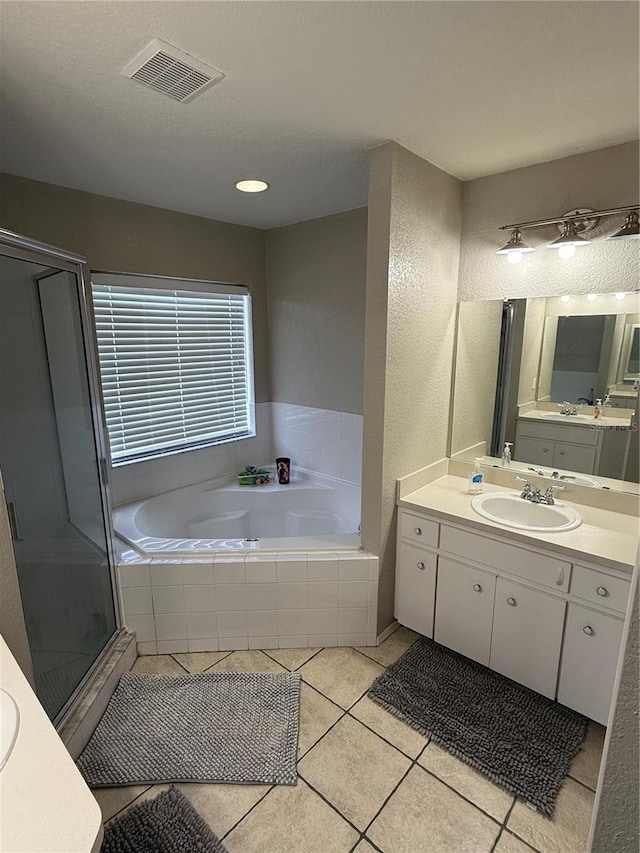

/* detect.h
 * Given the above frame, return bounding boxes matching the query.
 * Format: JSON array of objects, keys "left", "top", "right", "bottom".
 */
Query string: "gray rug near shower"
[
  {"left": 101, "top": 785, "right": 228, "bottom": 853},
  {"left": 368, "top": 637, "right": 587, "bottom": 815},
  {"left": 78, "top": 671, "right": 300, "bottom": 786}
]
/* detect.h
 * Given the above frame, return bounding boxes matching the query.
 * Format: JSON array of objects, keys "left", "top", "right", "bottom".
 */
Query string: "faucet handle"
[
  {"left": 515, "top": 476, "right": 532, "bottom": 491},
  {"left": 544, "top": 484, "right": 565, "bottom": 493}
]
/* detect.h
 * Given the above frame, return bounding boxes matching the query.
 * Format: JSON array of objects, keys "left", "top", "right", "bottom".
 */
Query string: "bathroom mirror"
[{"left": 450, "top": 292, "right": 640, "bottom": 493}]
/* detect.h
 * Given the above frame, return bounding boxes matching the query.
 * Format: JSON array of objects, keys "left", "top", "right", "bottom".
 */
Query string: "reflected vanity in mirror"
[{"left": 450, "top": 291, "right": 640, "bottom": 494}]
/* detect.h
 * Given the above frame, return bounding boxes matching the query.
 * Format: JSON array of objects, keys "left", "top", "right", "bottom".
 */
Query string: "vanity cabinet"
[
  {"left": 515, "top": 419, "right": 599, "bottom": 475},
  {"left": 396, "top": 508, "right": 631, "bottom": 724},
  {"left": 490, "top": 578, "right": 566, "bottom": 698}
]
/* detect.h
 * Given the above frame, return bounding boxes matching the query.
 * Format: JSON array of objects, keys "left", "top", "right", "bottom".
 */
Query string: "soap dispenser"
[
  {"left": 501, "top": 442, "right": 513, "bottom": 467},
  {"left": 603, "top": 394, "right": 612, "bottom": 408},
  {"left": 594, "top": 399, "right": 602, "bottom": 419},
  {"left": 468, "top": 459, "right": 484, "bottom": 495}
]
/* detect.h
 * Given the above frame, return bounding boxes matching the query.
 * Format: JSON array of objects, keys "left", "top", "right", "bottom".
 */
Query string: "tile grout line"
[{"left": 220, "top": 783, "right": 276, "bottom": 841}]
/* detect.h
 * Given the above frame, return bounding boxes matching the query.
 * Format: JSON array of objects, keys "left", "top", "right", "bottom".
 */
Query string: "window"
[{"left": 91, "top": 273, "right": 254, "bottom": 465}]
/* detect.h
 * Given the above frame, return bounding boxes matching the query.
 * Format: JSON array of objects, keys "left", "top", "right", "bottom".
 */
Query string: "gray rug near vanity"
[{"left": 368, "top": 637, "right": 587, "bottom": 815}]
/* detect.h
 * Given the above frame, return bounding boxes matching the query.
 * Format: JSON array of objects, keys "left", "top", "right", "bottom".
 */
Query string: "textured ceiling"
[{"left": 0, "top": 1, "right": 637, "bottom": 229}]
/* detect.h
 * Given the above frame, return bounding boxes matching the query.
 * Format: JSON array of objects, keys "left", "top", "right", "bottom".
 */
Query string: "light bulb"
[
  {"left": 615, "top": 292, "right": 626, "bottom": 300},
  {"left": 558, "top": 244, "right": 576, "bottom": 259},
  {"left": 235, "top": 179, "right": 270, "bottom": 193},
  {"left": 507, "top": 251, "right": 523, "bottom": 264},
  {"left": 560, "top": 295, "right": 570, "bottom": 303},
  {"left": 587, "top": 294, "right": 597, "bottom": 302}
]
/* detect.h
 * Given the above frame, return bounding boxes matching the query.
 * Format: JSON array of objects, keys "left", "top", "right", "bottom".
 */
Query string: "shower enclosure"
[{"left": 0, "top": 229, "right": 118, "bottom": 721}]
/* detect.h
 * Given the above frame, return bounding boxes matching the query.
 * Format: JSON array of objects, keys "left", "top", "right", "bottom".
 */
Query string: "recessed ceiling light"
[{"left": 235, "top": 179, "right": 269, "bottom": 193}]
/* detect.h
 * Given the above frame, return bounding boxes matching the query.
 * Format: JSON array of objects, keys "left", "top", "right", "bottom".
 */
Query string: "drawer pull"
[
  {"left": 417, "top": 562, "right": 426, "bottom": 571},
  {"left": 596, "top": 586, "right": 609, "bottom": 597},
  {"left": 413, "top": 527, "right": 422, "bottom": 536},
  {"left": 556, "top": 567, "right": 565, "bottom": 587},
  {"left": 583, "top": 625, "right": 594, "bottom": 636},
  {"left": 542, "top": 447, "right": 549, "bottom": 453},
  {"left": 473, "top": 583, "right": 482, "bottom": 592},
  {"left": 559, "top": 449, "right": 566, "bottom": 456},
  {"left": 507, "top": 597, "right": 517, "bottom": 607}
]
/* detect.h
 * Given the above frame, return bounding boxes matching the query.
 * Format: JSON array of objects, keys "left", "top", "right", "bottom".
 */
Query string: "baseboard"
[{"left": 376, "top": 620, "right": 399, "bottom": 646}]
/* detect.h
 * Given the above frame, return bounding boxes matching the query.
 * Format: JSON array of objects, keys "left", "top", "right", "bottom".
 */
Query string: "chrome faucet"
[
  {"left": 540, "top": 485, "right": 565, "bottom": 505},
  {"left": 558, "top": 401, "right": 578, "bottom": 416},
  {"left": 515, "top": 476, "right": 541, "bottom": 502}
]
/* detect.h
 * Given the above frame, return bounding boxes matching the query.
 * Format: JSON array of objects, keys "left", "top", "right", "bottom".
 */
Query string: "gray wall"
[
  {"left": 0, "top": 172, "right": 270, "bottom": 403},
  {"left": 458, "top": 142, "right": 639, "bottom": 301},
  {"left": 266, "top": 208, "right": 367, "bottom": 414},
  {"left": 362, "top": 142, "right": 462, "bottom": 631}
]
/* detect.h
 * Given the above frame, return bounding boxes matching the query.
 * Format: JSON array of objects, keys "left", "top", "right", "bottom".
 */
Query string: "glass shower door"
[{"left": 0, "top": 250, "right": 117, "bottom": 720}]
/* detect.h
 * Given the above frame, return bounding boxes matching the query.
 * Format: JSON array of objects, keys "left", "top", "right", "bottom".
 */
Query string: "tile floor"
[{"left": 90, "top": 627, "right": 604, "bottom": 853}]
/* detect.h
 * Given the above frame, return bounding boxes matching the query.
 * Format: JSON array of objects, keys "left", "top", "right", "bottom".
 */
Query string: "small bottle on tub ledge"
[{"left": 276, "top": 457, "right": 291, "bottom": 484}]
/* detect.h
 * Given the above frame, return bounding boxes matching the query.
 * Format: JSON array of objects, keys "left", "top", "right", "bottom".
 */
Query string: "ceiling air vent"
[{"left": 120, "top": 38, "right": 224, "bottom": 103}]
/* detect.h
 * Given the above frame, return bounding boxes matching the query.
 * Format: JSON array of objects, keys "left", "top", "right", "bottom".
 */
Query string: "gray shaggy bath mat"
[
  {"left": 368, "top": 637, "right": 587, "bottom": 815},
  {"left": 78, "top": 671, "right": 299, "bottom": 786},
  {"left": 101, "top": 785, "right": 228, "bottom": 853}
]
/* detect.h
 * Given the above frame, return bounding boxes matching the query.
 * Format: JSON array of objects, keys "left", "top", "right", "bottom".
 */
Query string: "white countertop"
[
  {"left": 0, "top": 636, "right": 103, "bottom": 853},
  {"left": 518, "top": 410, "right": 632, "bottom": 428},
  {"left": 399, "top": 475, "right": 638, "bottom": 574}
]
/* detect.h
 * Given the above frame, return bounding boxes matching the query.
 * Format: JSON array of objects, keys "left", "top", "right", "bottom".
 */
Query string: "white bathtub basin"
[
  {"left": 0, "top": 689, "right": 19, "bottom": 771},
  {"left": 471, "top": 492, "right": 582, "bottom": 532}
]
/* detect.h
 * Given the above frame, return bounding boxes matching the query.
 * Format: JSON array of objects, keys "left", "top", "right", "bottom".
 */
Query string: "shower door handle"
[{"left": 5, "top": 501, "right": 21, "bottom": 541}]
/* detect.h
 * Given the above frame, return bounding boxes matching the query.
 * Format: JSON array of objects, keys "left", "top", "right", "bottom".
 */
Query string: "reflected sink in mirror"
[
  {"left": 471, "top": 492, "right": 582, "bottom": 532},
  {"left": 539, "top": 412, "right": 593, "bottom": 423},
  {"left": 0, "top": 688, "right": 20, "bottom": 771},
  {"left": 526, "top": 467, "right": 602, "bottom": 488}
]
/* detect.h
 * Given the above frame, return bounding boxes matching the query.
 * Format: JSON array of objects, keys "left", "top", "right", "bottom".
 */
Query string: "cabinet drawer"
[
  {"left": 395, "top": 543, "right": 437, "bottom": 637},
  {"left": 398, "top": 510, "right": 439, "bottom": 548},
  {"left": 439, "top": 525, "right": 570, "bottom": 592},
  {"left": 557, "top": 603, "right": 624, "bottom": 725},
  {"left": 435, "top": 557, "right": 496, "bottom": 666},
  {"left": 516, "top": 419, "right": 599, "bottom": 445},
  {"left": 571, "top": 565, "right": 630, "bottom": 614}
]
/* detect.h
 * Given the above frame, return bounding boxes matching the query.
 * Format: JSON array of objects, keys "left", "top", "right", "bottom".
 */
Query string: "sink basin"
[
  {"left": 0, "top": 688, "right": 20, "bottom": 771},
  {"left": 471, "top": 492, "right": 582, "bottom": 532},
  {"left": 539, "top": 412, "right": 592, "bottom": 422}
]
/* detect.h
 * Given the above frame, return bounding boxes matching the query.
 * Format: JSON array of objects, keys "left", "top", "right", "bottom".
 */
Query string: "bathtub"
[{"left": 114, "top": 468, "right": 361, "bottom": 556}]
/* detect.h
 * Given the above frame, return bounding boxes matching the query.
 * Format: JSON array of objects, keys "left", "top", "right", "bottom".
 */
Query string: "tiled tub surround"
[
  {"left": 114, "top": 469, "right": 360, "bottom": 555},
  {"left": 118, "top": 550, "right": 379, "bottom": 655},
  {"left": 110, "top": 402, "right": 362, "bottom": 506}
]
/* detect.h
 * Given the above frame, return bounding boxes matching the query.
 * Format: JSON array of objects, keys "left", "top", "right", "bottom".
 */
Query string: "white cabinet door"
[
  {"left": 552, "top": 442, "right": 597, "bottom": 474},
  {"left": 557, "top": 604, "right": 624, "bottom": 725},
  {"left": 435, "top": 558, "right": 496, "bottom": 666},
  {"left": 514, "top": 436, "right": 553, "bottom": 467},
  {"left": 490, "top": 578, "right": 566, "bottom": 698},
  {"left": 395, "top": 543, "right": 437, "bottom": 637}
]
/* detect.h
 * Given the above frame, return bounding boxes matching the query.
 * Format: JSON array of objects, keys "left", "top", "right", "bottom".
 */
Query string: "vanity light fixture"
[
  {"left": 606, "top": 209, "right": 640, "bottom": 241},
  {"left": 497, "top": 204, "right": 639, "bottom": 263},
  {"left": 587, "top": 294, "right": 597, "bottom": 302},
  {"left": 235, "top": 179, "right": 270, "bottom": 193},
  {"left": 495, "top": 228, "right": 535, "bottom": 263},
  {"left": 560, "top": 295, "right": 571, "bottom": 303},
  {"left": 615, "top": 292, "right": 627, "bottom": 300}
]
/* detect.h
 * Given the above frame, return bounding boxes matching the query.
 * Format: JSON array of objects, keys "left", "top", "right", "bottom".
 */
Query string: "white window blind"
[{"left": 92, "top": 276, "right": 254, "bottom": 465}]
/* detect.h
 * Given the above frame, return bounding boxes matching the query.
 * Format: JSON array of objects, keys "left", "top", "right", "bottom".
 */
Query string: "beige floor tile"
[
  {"left": 224, "top": 779, "right": 359, "bottom": 853},
  {"left": 356, "top": 626, "right": 419, "bottom": 667},
  {"left": 494, "top": 830, "right": 538, "bottom": 853},
  {"left": 508, "top": 778, "right": 595, "bottom": 853},
  {"left": 208, "top": 650, "right": 287, "bottom": 673},
  {"left": 353, "top": 841, "right": 378, "bottom": 853},
  {"left": 172, "top": 651, "right": 231, "bottom": 672},
  {"left": 298, "top": 682, "right": 344, "bottom": 756},
  {"left": 131, "top": 655, "right": 187, "bottom": 675},
  {"left": 266, "top": 647, "right": 321, "bottom": 670},
  {"left": 367, "top": 765, "right": 500, "bottom": 853},
  {"left": 298, "top": 715, "right": 411, "bottom": 830},
  {"left": 91, "top": 785, "right": 150, "bottom": 822},
  {"left": 177, "top": 781, "right": 272, "bottom": 837},
  {"left": 418, "top": 743, "right": 514, "bottom": 821},
  {"left": 569, "top": 722, "right": 605, "bottom": 790},
  {"left": 299, "top": 648, "right": 384, "bottom": 709},
  {"left": 350, "top": 695, "right": 429, "bottom": 759}
]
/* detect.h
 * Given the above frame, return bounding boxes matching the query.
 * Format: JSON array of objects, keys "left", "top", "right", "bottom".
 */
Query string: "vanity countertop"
[
  {"left": 399, "top": 475, "right": 638, "bottom": 574},
  {"left": 0, "top": 636, "right": 103, "bottom": 853},
  {"left": 518, "top": 410, "right": 632, "bottom": 428}
]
